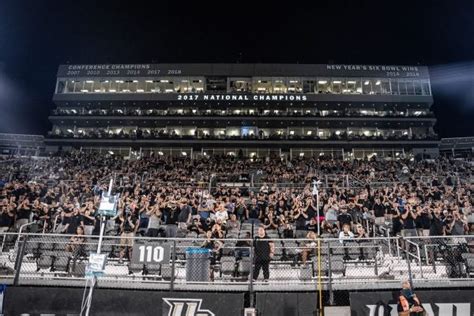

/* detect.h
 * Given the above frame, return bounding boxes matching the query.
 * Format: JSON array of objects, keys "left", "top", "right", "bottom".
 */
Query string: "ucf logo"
[{"left": 163, "top": 298, "right": 215, "bottom": 316}]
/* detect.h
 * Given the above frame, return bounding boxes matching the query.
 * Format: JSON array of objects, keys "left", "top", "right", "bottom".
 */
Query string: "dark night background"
[{"left": 0, "top": 0, "right": 473, "bottom": 138}]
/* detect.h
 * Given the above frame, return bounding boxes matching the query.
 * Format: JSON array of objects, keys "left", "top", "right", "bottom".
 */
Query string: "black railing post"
[
  {"left": 170, "top": 239, "right": 176, "bottom": 292},
  {"left": 13, "top": 235, "right": 28, "bottom": 286},
  {"left": 249, "top": 244, "right": 254, "bottom": 308},
  {"left": 404, "top": 238, "right": 414, "bottom": 288},
  {"left": 327, "top": 242, "right": 333, "bottom": 306}
]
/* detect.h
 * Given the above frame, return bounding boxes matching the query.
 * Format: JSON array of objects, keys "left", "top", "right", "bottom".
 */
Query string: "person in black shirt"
[
  {"left": 15, "top": 199, "right": 31, "bottom": 229},
  {"left": 66, "top": 208, "right": 83, "bottom": 235},
  {"left": 253, "top": 226, "right": 274, "bottom": 282},
  {"left": 373, "top": 198, "right": 386, "bottom": 227},
  {"left": 337, "top": 208, "right": 353, "bottom": 232},
  {"left": 401, "top": 205, "right": 418, "bottom": 237},
  {"left": 0, "top": 205, "right": 14, "bottom": 233},
  {"left": 414, "top": 206, "right": 430, "bottom": 236},
  {"left": 118, "top": 208, "right": 139, "bottom": 264}
]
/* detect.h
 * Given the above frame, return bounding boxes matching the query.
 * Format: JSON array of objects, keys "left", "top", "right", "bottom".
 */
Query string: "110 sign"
[{"left": 131, "top": 243, "right": 170, "bottom": 264}]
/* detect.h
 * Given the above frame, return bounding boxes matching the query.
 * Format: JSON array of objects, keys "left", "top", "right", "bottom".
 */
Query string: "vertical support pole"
[
  {"left": 327, "top": 242, "right": 333, "bottom": 306},
  {"left": 317, "top": 238, "right": 324, "bottom": 316},
  {"left": 249, "top": 245, "right": 254, "bottom": 308},
  {"left": 170, "top": 240, "right": 176, "bottom": 292},
  {"left": 13, "top": 235, "right": 28, "bottom": 286}
]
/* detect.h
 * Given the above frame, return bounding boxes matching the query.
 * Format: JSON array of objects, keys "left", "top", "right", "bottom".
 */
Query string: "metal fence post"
[
  {"left": 170, "top": 240, "right": 176, "bottom": 292},
  {"left": 13, "top": 234, "right": 28, "bottom": 286},
  {"left": 249, "top": 244, "right": 255, "bottom": 308},
  {"left": 327, "top": 242, "right": 334, "bottom": 306},
  {"left": 404, "top": 238, "right": 414, "bottom": 288}
]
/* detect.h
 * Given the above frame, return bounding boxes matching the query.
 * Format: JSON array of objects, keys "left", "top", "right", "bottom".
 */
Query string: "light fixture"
[
  {"left": 133, "top": 80, "right": 138, "bottom": 83},
  {"left": 109, "top": 89, "right": 116, "bottom": 92},
  {"left": 333, "top": 81, "right": 341, "bottom": 84},
  {"left": 158, "top": 151, "right": 164, "bottom": 156},
  {"left": 364, "top": 81, "right": 370, "bottom": 85},
  {"left": 335, "top": 130, "right": 341, "bottom": 135},
  {"left": 181, "top": 152, "right": 187, "bottom": 156},
  {"left": 307, "top": 131, "right": 312, "bottom": 135},
  {"left": 85, "top": 80, "right": 94, "bottom": 83},
  {"left": 66, "top": 129, "right": 73, "bottom": 133},
  {"left": 137, "top": 89, "right": 144, "bottom": 92},
  {"left": 299, "top": 153, "right": 304, "bottom": 157},
  {"left": 160, "top": 80, "right": 169, "bottom": 83},
  {"left": 318, "top": 80, "right": 327, "bottom": 84},
  {"left": 80, "top": 89, "right": 88, "bottom": 92},
  {"left": 108, "top": 151, "right": 114, "bottom": 155},
  {"left": 375, "top": 80, "right": 381, "bottom": 85},
  {"left": 347, "top": 81, "right": 356, "bottom": 84},
  {"left": 145, "top": 80, "right": 153, "bottom": 83}
]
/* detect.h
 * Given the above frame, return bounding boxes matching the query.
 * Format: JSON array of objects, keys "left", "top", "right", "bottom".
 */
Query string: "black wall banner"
[
  {"left": 4, "top": 287, "right": 244, "bottom": 316},
  {"left": 350, "top": 290, "right": 474, "bottom": 316},
  {"left": 256, "top": 292, "right": 318, "bottom": 316}
]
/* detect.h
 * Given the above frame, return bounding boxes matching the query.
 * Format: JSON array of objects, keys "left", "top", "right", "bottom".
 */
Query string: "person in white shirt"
[{"left": 338, "top": 223, "right": 355, "bottom": 260}]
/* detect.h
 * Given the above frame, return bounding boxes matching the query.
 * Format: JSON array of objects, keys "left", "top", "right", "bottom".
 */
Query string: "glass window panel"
[
  {"left": 398, "top": 80, "right": 408, "bottom": 95},
  {"left": 331, "top": 78, "right": 343, "bottom": 94},
  {"left": 390, "top": 79, "right": 399, "bottom": 95},
  {"left": 405, "top": 80, "right": 415, "bottom": 95},
  {"left": 303, "top": 79, "right": 316, "bottom": 93},
  {"left": 65, "top": 80, "right": 75, "bottom": 93},
  {"left": 81, "top": 80, "right": 93, "bottom": 92},
  {"left": 287, "top": 78, "right": 302, "bottom": 93},
  {"left": 317, "top": 78, "right": 331, "bottom": 93},
  {"left": 362, "top": 79, "right": 373, "bottom": 94},
  {"left": 128, "top": 80, "right": 138, "bottom": 92},
  {"left": 413, "top": 80, "right": 423, "bottom": 95},
  {"left": 372, "top": 79, "right": 382, "bottom": 94},
  {"left": 272, "top": 77, "right": 287, "bottom": 93},
  {"left": 73, "top": 81, "right": 83, "bottom": 92},
  {"left": 109, "top": 80, "right": 119, "bottom": 93},
  {"left": 190, "top": 77, "right": 204, "bottom": 92},
  {"left": 422, "top": 80, "right": 431, "bottom": 95},
  {"left": 381, "top": 79, "right": 391, "bottom": 94},
  {"left": 346, "top": 78, "right": 361, "bottom": 94},
  {"left": 56, "top": 80, "right": 66, "bottom": 93},
  {"left": 229, "top": 78, "right": 251, "bottom": 92},
  {"left": 253, "top": 77, "right": 272, "bottom": 93}
]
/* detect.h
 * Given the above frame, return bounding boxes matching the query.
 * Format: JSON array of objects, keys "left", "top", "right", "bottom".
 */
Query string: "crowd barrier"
[{"left": 0, "top": 232, "right": 472, "bottom": 295}]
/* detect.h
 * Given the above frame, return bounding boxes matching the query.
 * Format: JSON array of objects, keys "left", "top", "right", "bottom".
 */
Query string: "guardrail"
[{"left": 0, "top": 232, "right": 473, "bottom": 300}]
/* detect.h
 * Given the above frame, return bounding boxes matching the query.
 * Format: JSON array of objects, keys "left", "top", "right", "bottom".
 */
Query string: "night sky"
[{"left": 0, "top": 0, "right": 473, "bottom": 138}]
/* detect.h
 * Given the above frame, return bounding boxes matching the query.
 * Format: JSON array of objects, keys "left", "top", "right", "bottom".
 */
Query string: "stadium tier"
[{"left": 45, "top": 63, "right": 439, "bottom": 159}]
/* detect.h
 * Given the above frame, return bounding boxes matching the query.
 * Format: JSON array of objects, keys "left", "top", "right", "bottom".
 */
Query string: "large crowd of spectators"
[{"left": 1, "top": 152, "right": 472, "bottom": 245}]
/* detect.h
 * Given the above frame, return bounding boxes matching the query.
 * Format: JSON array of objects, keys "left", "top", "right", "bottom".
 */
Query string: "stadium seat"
[
  {"left": 238, "top": 257, "right": 251, "bottom": 278},
  {"left": 220, "top": 257, "right": 236, "bottom": 278}
]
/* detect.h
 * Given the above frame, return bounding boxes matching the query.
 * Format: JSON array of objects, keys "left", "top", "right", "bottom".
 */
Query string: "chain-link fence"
[{"left": 1, "top": 231, "right": 473, "bottom": 310}]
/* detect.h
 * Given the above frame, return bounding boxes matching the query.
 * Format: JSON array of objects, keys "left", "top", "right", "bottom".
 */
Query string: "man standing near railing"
[{"left": 253, "top": 226, "right": 274, "bottom": 282}]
